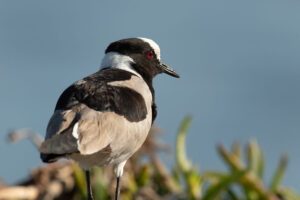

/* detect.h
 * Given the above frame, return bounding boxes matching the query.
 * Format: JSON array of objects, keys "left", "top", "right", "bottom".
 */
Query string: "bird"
[{"left": 39, "top": 37, "right": 179, "bottom": 200}]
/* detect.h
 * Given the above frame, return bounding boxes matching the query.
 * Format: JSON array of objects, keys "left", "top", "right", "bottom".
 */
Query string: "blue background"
[{"left": 0, "top": 0, "right": 299, "bottom": 191}]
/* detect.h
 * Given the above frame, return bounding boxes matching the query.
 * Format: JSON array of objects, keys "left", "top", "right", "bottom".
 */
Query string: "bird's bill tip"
[{"left": 160, "top": 63, "right": 180, "bottom": 78}]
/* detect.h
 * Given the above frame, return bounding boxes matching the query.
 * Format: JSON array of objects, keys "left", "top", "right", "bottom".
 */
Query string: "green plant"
[{"left": 5, "top": 117, "right": 299, "bottom": 200}]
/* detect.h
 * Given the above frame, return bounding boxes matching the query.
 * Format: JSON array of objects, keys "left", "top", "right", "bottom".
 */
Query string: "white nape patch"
[
  {"left": 138, "top": 37, "right": 161, "bottom": 60},
  {"left": 101, "top": 52, "right": 141, "bottom": 78},
  {"left": 114, "top": 160, "right": 127, "bottom": 177},
  {"left": 72, "top": 122, "right": 79, "bottom": 139}
]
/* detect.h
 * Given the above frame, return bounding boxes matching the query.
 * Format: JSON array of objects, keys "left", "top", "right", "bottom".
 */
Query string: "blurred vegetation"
[{"left": 0, "top": 116, "right": 299, "bottom": 200}]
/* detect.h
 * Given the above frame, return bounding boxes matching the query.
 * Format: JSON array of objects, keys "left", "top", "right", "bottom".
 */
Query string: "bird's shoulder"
[{"left": 55, "top": 68, "right": 149, "bottom": 122}]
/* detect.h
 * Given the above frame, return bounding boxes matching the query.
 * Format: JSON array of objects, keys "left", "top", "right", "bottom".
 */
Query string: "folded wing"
[{"left": 39, "top": 69, "right": 148, "bottom": 162}]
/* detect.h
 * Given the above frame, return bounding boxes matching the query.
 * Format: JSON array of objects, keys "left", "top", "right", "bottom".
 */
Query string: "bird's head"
[{"left": 101, "top": 37, "right": 180, "bottom": 81}]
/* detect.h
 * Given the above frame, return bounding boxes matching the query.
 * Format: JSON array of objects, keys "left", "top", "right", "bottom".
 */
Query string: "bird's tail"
[{"left": 40, "top": 153, "right": 62, "bottom": 163}]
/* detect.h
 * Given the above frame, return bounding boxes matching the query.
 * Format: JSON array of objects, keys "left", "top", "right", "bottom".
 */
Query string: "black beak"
[{"left": 160, "top": 62, "right": 180, "bottom": 78}]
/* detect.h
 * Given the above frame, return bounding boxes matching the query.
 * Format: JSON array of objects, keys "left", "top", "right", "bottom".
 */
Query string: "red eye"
[{"left": 147, "top": 51, "right": 154, "bottom": 59}]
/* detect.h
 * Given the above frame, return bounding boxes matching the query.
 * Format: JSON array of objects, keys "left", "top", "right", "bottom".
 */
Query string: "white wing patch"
[
  {"left": 101, "top": 52, "right": 141, "bottom": 78},
  {"left": 72, "top": 122, "right": 79, "bottom": 139}
]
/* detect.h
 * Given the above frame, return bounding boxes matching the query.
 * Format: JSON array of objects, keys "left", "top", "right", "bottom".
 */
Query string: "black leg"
[
  {"left": 85, "top": 170, "right": 94, "bottom": 200},
  {"left": 115, "top": 176, "right": 121, "bottom": 200}
]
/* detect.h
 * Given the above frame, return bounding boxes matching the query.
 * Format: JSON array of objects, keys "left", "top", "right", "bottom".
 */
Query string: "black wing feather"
[{"left": 55, "top": 68, "right": 148, "bottom": 122}]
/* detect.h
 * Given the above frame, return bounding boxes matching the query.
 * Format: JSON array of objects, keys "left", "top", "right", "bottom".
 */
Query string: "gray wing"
[
  {"left": 39, "top": 109, "right": 79, "bottom": 155},
  {"left": 39, "top": 69, "right": 149, "bottom": 162},
  {"left": 39, "top": 104, "right": 114, "bottom": 156}
]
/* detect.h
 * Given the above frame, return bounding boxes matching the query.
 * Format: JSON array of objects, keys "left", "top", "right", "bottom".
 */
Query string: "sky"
[{"left": 0, "top": 0, "right": 300, "bottom": 191}]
